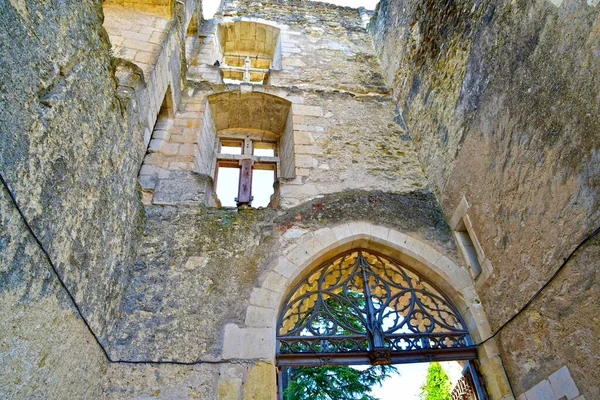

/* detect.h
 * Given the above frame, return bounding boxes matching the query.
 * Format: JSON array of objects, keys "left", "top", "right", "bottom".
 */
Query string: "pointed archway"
[{"left": 276, "top": 249, "right": 477, "bottom": 367}]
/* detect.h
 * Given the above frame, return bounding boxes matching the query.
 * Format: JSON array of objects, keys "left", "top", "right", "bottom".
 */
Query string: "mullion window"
[{"left": 215, "top": 137, "right": 279, "bottom": 207}]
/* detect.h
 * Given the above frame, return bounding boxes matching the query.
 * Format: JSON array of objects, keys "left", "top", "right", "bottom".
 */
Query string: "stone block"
[
  {"left": 148, "top": 138, "right": 164, "bottom": 153},
  {"left": 222, "top": 324, "right": 275, "bottom": 359},
  {"left": 285, "top": 95, "right": 304, "bottom": 104},
  {"left": 249, "top": 288, "right": 281, "bottom": 309},
  {"left": 283, "top": 58, "right": 306, "bottom": 67},
  {"left": 295, "top": 144, "right": 322, "bottom": 155},
  {"left": 314, "top": 227, "right": 338, "bottom": 250},
  {"left": 295, "top": 154, "right": 316, "bottom": 168},
  {"left": 284, "top": 243, "right": 313, "bottom": 267},
  {"left": 160, "top": 142, "right": 179, "bottom": 156},
  {"left": 152, "top": 129, "right": 169, "bottom": 140},
  {"left": 178, "top": 143, "right": 196, "bottom": 156},
  {"left": 168, "top": 162, "right": 193, "bottom": 170},
  {"left": 139, "top": 164, "right": 157, "bottom": 176},
  {"left": 242, "top": 362, "right": 277, "bottom": 400},
  {"left": 274, "top": 257, "right": 299, "bottom": 279},
  {"left": 261, "top": 272, "right": 288, "bottom": 294},
  {"left": 279, "top": 183, "right": 318, "bottom": 198},
  {"left": 417, "top": 244, "right": 443, "bottom": 265},
  {"left": 293, "top": 124, "right": 315, "bottom": 131},
  {"left": 295, "top": 167, "right": 311, "bottom": 176},
  {"left": 332, "top": 223, "right": 353, "bottom": 243},
  {"left": 524, "top": 380, "right": 557, "bottom": 400},
  {"left": 143, "top": 152, "right": 164, "bottom": 166},
  {"left": 245, "top": 305, "right": 276, "bottom": 328},
  {"left": 122, "top": 38, "right": 160, "bottom": 53},
  {"left": 149, "top": 32, "right": 163, "bottom": 46},
  {"left": 548, "top": 366, "right": 579, "bottom": 400},
  {"left": 138, "top": 175, "right": 157, "bottom": 190},
  {"left": 347, "top": 221, "right": 374, "bottom": 239},
  {"left": 123, "top": 29, "right": 151, "bottom": 42},
  {"left": 134, "top": 50, "right": 156, "bottom": 65},
  {"left": 293, "top": 105, "right": 323, "bottom": 117}
]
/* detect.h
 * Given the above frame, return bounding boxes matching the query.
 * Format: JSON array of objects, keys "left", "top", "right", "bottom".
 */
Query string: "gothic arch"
[
  {"left": 223, "top": 222, "right": 492, "bottom": 357},
  {"left": 276, "top": 248, "right": 477, "bottom": 366},
  {"left": 221, "top": 221, "right": 510, "bottom": 396}
]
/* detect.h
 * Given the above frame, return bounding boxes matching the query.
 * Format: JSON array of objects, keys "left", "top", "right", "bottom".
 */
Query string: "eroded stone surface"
[{"left": 371, "top": 0, "right": 600, "bottom": 396}]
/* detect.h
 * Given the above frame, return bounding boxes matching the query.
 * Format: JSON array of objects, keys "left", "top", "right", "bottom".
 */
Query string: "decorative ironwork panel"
[
  {"left": 277, "top": 250, "right": 473, "bottom": 358},
  {"left": 451, "top": 362, "right": 487, "bottom": 400}
]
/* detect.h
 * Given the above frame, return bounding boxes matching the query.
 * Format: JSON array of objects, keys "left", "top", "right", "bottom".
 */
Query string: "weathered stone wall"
[
  {"left": 0, "top": 185, "right": 109, "bottom": 398},
  {"left": 0, "top": 0, "right": 528, "bottom": 398},
  {"left": 141, "top": 0, "right": 427, "bottom": 208},
  {"left": 138, "top": 83, "right": 427, "bottom": 208},
  {"left": 191, "top": 0, "right": 388, "bottom": 94},
  {"left": 0, "top": 0, "right": 148, "bottom": 345},
  {"left": 0, "top": 0, "right": 146, "bottom": 397},
  {"left": 108, "top": 189, "right": 461, "bottom": 358},
  {"left": 371, "top": 0, "right": 600, "bottom": 396}
]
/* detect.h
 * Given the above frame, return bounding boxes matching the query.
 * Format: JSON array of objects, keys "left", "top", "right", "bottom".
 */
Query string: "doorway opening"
[{"left": 276, "top": 249, "right": 487, "bottom": 399}]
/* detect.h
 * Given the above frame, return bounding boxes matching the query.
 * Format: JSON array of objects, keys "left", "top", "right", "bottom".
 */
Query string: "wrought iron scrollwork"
[
  {"left": 277, "top": 249, "right": 474, "bottom": 363},
  {"left": 451, "top": 362, "right": 488, "bottom": 400}
]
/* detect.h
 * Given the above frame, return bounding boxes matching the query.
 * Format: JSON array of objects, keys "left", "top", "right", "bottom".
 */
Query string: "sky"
[
  {"left": 202, "top": 0, "right": 380, "bottom": 19},
  {"left": 369, "top": 362, "right": 463, "bottom": 399}
]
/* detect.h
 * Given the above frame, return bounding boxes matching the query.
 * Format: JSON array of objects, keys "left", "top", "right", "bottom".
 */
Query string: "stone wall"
[
  {"left": 0, "top": 0, "right": 143, "bottom": 396},
  {"left": 108, "top": 190, "right": 460, "bottom": 361},
  {"left": 0, "top": 0, "right": 541, "bottom": 398},
  {"left": 371, "top": 0, "right": 600, "bottom": 397},
  {"left": 141, "top": 0, "right": 427, "bottom": 209},
  {"left": 190, "top": 0, "right": 387, "bottom": 94}
]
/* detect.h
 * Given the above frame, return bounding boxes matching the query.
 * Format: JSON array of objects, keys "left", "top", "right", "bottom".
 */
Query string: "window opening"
[
  {"left": 215, "top": 163, "right": 240, "bottom": 208},
  {"left": 217, "top": 22, "right": 281, "bottom": 85},
  {"left": 251, "top": 167, "right": 276, "bottom": 208},
  {"left": 219, "top": 139, "right": 243, "bottom": 155},
  {"left": 215, "top": 137, "right": 278, "bottom": 207},
  {"left": 253, "top": 141, "right": 277, "bottom": 157}
]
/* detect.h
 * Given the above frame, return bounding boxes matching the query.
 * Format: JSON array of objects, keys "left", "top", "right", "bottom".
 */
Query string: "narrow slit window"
[{"left": 455, "top": 219, "right": 482, "bottom": 277}]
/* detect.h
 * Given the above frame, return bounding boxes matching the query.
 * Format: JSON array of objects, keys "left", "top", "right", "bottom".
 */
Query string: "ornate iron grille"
[
  {"left": 451, "top": 362, "right": 488, "bottom": 400},
  {"left": 277, "top": 249, "right": 477, "bottom": 366}
]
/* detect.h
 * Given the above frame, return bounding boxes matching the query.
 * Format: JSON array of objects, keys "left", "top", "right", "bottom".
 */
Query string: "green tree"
[
  {"left": 420, "top": 362, "right": 452, "bottom": 400},
  {"left": 283, "top": 364, "right": 395, "bottom": 400}
]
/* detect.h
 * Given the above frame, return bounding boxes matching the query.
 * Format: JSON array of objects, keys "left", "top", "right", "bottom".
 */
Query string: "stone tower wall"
[{"left": 370, "top": 0, "right": 600, "bottom": 397}]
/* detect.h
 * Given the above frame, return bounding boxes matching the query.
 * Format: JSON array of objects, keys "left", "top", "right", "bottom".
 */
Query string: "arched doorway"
[{"left": 276, "top": 249, "right": 487, "bottom": 399}]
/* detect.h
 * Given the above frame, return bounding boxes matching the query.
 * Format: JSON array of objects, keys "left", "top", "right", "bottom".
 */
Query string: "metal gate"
[{"left": 451, "top": 361, "right": 488, "bottom": 400}]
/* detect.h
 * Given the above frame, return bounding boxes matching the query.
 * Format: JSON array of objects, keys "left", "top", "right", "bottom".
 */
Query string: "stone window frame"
[
  {"left": 196, "top": 90, "right": 296, "bottom": 209},
  {"left": 213, "top": 20, "right": 283, "bottom": 85},
  {"left": 449, "top": 196, "right": 493, "bottom": 283}
]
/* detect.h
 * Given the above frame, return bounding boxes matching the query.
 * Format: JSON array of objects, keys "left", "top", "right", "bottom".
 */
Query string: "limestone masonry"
[{"left": 0, "top": 0, "right": 598, "bottom": 399}]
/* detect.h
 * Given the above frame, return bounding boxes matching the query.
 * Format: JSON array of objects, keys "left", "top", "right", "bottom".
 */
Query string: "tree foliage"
[
  {"left": 283, "top": 365, "right": 395, "bottom": 400},
  {"left": 420, "top": 362, "right": 452, "bottom": 400}
]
